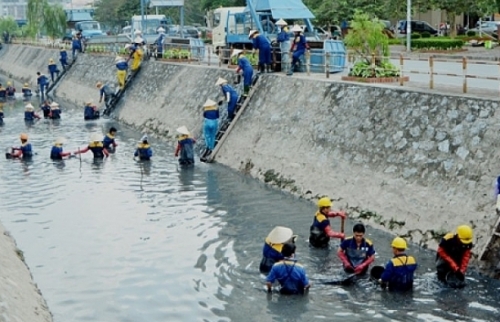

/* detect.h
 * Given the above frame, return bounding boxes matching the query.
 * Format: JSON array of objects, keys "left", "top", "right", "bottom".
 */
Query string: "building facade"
[{"left": 0, "top": 0, "right": 68, "bottom": 20}]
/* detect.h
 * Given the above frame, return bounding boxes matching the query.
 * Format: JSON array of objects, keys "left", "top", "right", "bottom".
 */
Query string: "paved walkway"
[{"left": 389, "top": 45, "right": 500, "bottom": 61}]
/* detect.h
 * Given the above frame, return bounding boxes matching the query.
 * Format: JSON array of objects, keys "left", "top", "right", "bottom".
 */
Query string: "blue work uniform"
[
  {"left": 24, "top": 111, "right": 38, "bottom": 121},
  {"left": 22, "top": 86, "right": 32, "bottom": 97},
  {"left": 339, "top": 237, "right": 376, "bottom": 273},
  {"left": 41, "top": 103, "right": 51, "bottom": 118},
  {"left": 252, "top": 34, "right": 272, "bottom": 65},
  {"left": 380, "top": 254, "right": 418, "bottom": 292},
  {"left": 50, "top": 145, "right": 66, "bottom": 160},
  {"left": 103, "top": 133, "right": 116, "bottom": 150},
  {"left": 134, "top": 143, "right": 153, "bottom": 160},
  {"left": 203, "top": 105, "right": 219, "bottom": 151},
  {"left": 72, "top": 37, "right": 82, "bottom": 59},
  {"left": 48, "top": 63, "right": 60, "bottom": 82},
  {"left": 266, "top": 260, "right": 309, "bottom": 295},
  {"left": 277, "top": 29, "right": 291, "bottom": 72},
  {"left": 88, "top": 142, "right": 106, "bottom": 159},
  {"left": 37, "top": 74, "right": 49, "bottom": 95},
  {"left": 260, "top": 242, "right": 285, "bottom": 274},
  {"left": 18, "top": 143, "right": 33, "bottom": 159},
  {"left": 60, "top": 50, "right": 68, "bottom": 68},
  {"left": 50, "top": 109, "right": 61, "bottom": 119},
  {"left": 292, "top": 34, "right": 307, "bottom": 67},
  {"left": 221, "top": 84, "right": 239, "bottom": 119},
  {"left": 237, "top": 56, "right": 254, "bottom": 88},
  {"left": 177, "top": 137, "right": 195, "bottom": 165},
  {"left": 0, "top": 87, "right": 7, "bottom": 101},
  {"left": 155, "top": 34, "right": 166, "bottom": 55},
  {"left": 99, "top": 84, "right": 114, "bottom": 106},
  {"left": 84, "top": 105, "right": 99, "bottom": 120},
  {"left": 6, "top": 86, "right": 15, "bottom": 98},
  {"left": 309, "top": 211, "right": 332, "bottom": 248}
]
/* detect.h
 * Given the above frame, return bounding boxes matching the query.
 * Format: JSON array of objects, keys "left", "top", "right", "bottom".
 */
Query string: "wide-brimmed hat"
[
  {"left": 96, "top": 81, "right": 103, "bottom": 88},
  {"left": 124, "top": 44, "right": 132, "bottom": 49},
  {"left": 134, "top": 30, "right": 142, "bottom": 35},
  {"left": 25, "top": 103, "right": 34, "bottom": 111},
  {"left": 215, "top": 77, "right": 227, "bottom": 86},
  {"left": 134, "top": 36, "right": 144, "bottom": 44},
  {"left": 276, "top": 19, "right": 287, "bottom": 26},
  {"left": 54, "top": 137, "right": 66, "bottom": 145},
  {"left": 85, "top": 99, "right": 93, "bottom": 105},
  {"left": 203, "top": 99, "right": 217, "bottom": 107},
  {"left": 157, "top": 27, "right": 165, "bottom": 33},
  {"left": 231, "top": 49, "right": 243, "bottom": 58},
  {"left": 90, "top": 133, "right": 102, "bottom": 142},
  {"left": 248, "top": 30, "right": 258, "bottom": 38},
  {"left": 176, "top": 126, "right": 190, "bottom": 136},
  {"left": 23, "top": 83, "right": 29, "bottom": 87},
  {"left": 49, "top": 58, "right": 54, "bottom": 63},
  {"left": 266, "top": 226, "right": 295, "bottom": 244},
  {"left": 140, "top": 134, "right": 148, "bottom": 142},
  {"left": 291, "top": 25, "right": 303, "bottom": 32},
  {"left": 50, "top": 102, "right": 60, "bottom": 109}
]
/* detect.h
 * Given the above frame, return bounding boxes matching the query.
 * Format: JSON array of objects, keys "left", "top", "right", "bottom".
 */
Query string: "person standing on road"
[
  {"left": 202, "top": 99, "right": 219, "bottom": 152},
  {"left": 378, "top": 237, "right": 417, "bottom": 291},
  {"left": 233, "top": 50, "right": 254, "bottom": 97},
  {"left": 215, "top": 77, "right": 239, "bottom": 121},
  {"left": 71, "top": 34, "right": 82, "bottom": 60},
  {"left": 249, "top": 29, "right": 272, "bottom": 74},
  {"left": 309, "top": 197, "right": 346, "bottom": 248},
  {"left": 288, "top": 25, "right": 309, "bottom": 76},
  {"left": 275, "top": 19, "right": 291, "bottom": 74},
  {"left": 337, "top": 223, "right": 376, "bottom": 275},
  {"left": 155, "top": 27, "right": 166, "bottom": 57},
  {"left": 436, "top": 225, "right": 473, "bottom": 284}
]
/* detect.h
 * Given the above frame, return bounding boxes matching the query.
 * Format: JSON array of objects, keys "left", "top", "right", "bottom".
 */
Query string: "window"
[{"left": 213, "top": 12, "right": 220, "bottom": 28}]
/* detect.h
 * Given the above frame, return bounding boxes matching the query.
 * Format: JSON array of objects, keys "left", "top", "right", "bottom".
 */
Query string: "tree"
[
  {"left": 43, "top": 4, "right": 67, "bottom": 40},
  {"left": 26, "top": 0, "right": 45, "bottom": 38},
  {"left": 0, "top": 17, "right": 19, "bottom": 35},
  {"left": 201, "top": 0, "right": 245, "bottom": 10},
  {"left": 430, "top": 0, "right": 469, "bottom": 35},
  {"left": 94, "top": 0, "right": 126, "bottom": 29}
]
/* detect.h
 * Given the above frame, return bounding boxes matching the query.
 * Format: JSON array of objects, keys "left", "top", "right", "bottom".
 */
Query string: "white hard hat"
[
  {"left": 176, "top": 126, "right": 190, "bottom": 136},
  {"left": 291, "top": 25, "right": 303, "bottom": 32},
  {"left": 266, "top": 226, "right": 294, "bottom": 244}
]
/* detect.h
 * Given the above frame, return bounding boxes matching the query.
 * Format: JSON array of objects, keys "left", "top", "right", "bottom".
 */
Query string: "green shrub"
[
  {"left": 388, "top": 38, "right": 403, "bottom": 45},
  {"left": 163, "top": 49, "right": 191, "bottom": 59},
  {"left": 410, "top": 33, "right": 421, "bottom": 39},
  {"left": 409, "top": 38, "right": 464, "bottom": 50},
  {"left": 349, "top": 60, "right": 400, "bottom": 78},
  {"left": 420, "top": 31, "right": 431, "bottom": 38},
  {"left": 466, "top": 30, "right": 476, "bottom": 36},
  {"left": 231, "top": 53, "right": 259, "bottom": 65}
]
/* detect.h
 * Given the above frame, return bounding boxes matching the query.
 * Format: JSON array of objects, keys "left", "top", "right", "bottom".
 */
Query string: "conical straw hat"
[{"left": 266, "top": 226, "right": 294, "bottom": 244}]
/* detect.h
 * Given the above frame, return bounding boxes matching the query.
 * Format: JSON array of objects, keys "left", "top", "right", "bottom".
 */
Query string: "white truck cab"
[{"left": 208, "top": 7, "right": 246, "bottom": 49}]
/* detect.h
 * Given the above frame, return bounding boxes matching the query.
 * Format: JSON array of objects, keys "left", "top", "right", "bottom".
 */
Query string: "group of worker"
[{"left": 262, "top": 197, "right": 474, "bottom": 294}]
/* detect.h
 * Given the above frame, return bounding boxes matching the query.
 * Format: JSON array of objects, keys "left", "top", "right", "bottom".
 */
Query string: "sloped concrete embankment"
[{"left": 3, "top": 45, "right": 500, "bottom": 272}]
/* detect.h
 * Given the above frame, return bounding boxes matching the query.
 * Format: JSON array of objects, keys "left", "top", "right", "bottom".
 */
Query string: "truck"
[
  {"left": 206, "top": 0, "right": 345, "bottom": 73},
  {"left": 64, "top": 8, "right": 104, "bottom": 41}
]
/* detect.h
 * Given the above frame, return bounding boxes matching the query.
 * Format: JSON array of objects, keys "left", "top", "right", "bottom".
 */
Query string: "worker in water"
[
  {"left": 22, "top": 83, "right": 32, "bottom": 97},
  {"left": 48, "top": 58, "right": 60, "bottom": 82},
  {"left": 265, "top": 243, "right": 311, "bottom": 295},
  {"left": 96, "top": 81, "right": 115, "bottom": 107},
  {"left": 174, "top": 126, "right": 196, "bottom": 166},
  {"left": 10, "top": 133, "right": 33, "bottom": 159},
  {"left": 233, "top": 50, "right": 254, "bottom": 97},
  {"left": 155, "top": 27, "right": 166, "bottom": 57},
  {"left": 24, "top": 103, "right": 41, "bottom": 121},
  {"left": 129, "top": 38, "right": 144, "bottom": 72},
  {"left": 309, "top": 197, "right": 346, "bottom": 248},
  {"left": 84, "top": 100, "right": 100, "bottom": 120},
  {"left": 287, "top": 25, "right": 309, "bottom": 76},
  {"left": 260, "top": 226, "right": 297, "bottom": 274},
  {"left": 103, "top": 127, "right": 118, "bottom": 152},
  {"left": 74, "top": 133, "right": 110, "bottom": 159},
  {"left": 0, "top": 83, "right": 6, "bottom": 101},
  {"left": 50, "top": 137, "right": 72, "bottom": 160},
  {"left": 115, "top": 56, "right": 128, "bottom": 90},
  {"left": 71, "top": 34, "right": 82, "bottom": 60},
  {"left": 215, "top": 77, "right": 239, "bottom": 121},
  {"left": 59, "top": 44, "right": 69, "bottom": 70},
  {"left": 249, "top": 29, "right": 272, "bottom": 74},
  {"left": 436, "top": 225, "right": 473, "bottom": 284},
  {"left": 5, "top": 81, "right": 15, "bottom": 98},
  {"left": 275, "top": 19, "right": 291, "bottom": 74},
  {"left": 202, "top": 99, "right": 219, "bottom": 152},
  {"left": 49, "top": 102, "right": 61, "bottom": 119},
  {"left": 40, "top": 100, "right": 51, "bottom": 118},
  {"left": 378, "top": 237, "right": 417, "bottom": 291},
  {"left": 134, "top": 134, "right": 153, "bottom": 161},
  {"left": 36, "top": 72, "right": 49, "bottom": 99},
  {"left": 337, "top": 223, "right": 376, "bottom": 275}
]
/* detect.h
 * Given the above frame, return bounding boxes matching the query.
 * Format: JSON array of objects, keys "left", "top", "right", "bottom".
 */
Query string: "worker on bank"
[
  {"left": 265, "top": 243, "right": 311, "bottom": 295},
  {"left": 215, "top": 77, "right": 239, "bottom": 121},
  {"left": 128, "top": 39, "right": 144, "bottom": 73},
  {"left": 48, "top": 58, "right": 60, "bottom": 82},
  {"left": 337, "top": 223, "right": 376, "bottom": 275},
  {"left": 134, "top": 30, "right": 146, "bottom": 46},
  {"left": 22, "top": 83, "right": 32, "bottom": 97},
  {"left": 49, "top": 102, "right": 61, "bottom": 119},
  {"left": 71, "top": 34, "right": 82, "bottom": 60},
  {"left": 233, "top": 50, "right": 254, "bottom": 97},
  {"left": 36, "top": 72, "right": 49, "bottom": 100},
  {"left": 134, "top": 135, "right": 153, "bottom": 161},
  {"left": 202, "top": 99, "right": 219, "bottom": 152},
  {"left": 174, "top": 126, "right": 195, "bottom": 166},
  {"left": 5, "top": 81, "right": 16, "bottom": 99},
  {"left": 59, "top": 44, "right": 69, "bottom": 70},
  {"left": 249, "top": 29, "right": 272, "bottom": 74},
  {"left": 74, "top": 133, "right": 109, "bottom": 159},
  {"left": 287, "top": 25, "right": 310, "bottom": 76},
  {"left": 24, "top": 103, "right": 41, "bottom": 121},
  {"left": 309, "top": 197, "right": 346, "bottom": 248},
  {"left": 260, "top": 226, "right": 297, "bottom": 274},
  {"left": 436, "top": 225, "right": 473, "bottom": 283},
  {"left": 84, "top": 100, "right": 100, "bottom": 120},
  {"left": 10, "top": 133, "right": 33, "bottom": 159},
  {"left": 275, "top": 19, "right": 291, "bottom": 74},
  {"left": 96, "top": 81, "right": 115, "bottom": 107},
  {"left": 103, "top": 127, "right": 118, "bottom": 152},
  {"left": 155, "top": 27, "right": 166, "bottom": 57},
  {"left": 0, "top": 83, "right": 6, "bottom": 101},
  {"left": 50, "top": 137, "right": 72, "bottom": 160},
  {"left": 378, "top": 237, "right": 417, "bottom": 291},
  {"left": 40, "top": 100, "right": 51, "bottom": 118},
  {"left": 115, "top": 56, "right": 128, "bottom": 90}
]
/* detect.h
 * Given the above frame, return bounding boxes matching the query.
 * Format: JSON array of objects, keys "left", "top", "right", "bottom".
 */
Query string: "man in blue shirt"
[
  {"left": 36, "top": 72, "right": 49, "bottom": 100},
  {"left": 379, "top": 237, "right": 417, "bottom": 291},
  {"left": 337, "top": 223, "right": 376, "bottom": 275},
  {"left": 309, "top": 197, "right": 346, "bottom": 248},
  {"left": 134, "top": 135, "right": 153, "bottom": 161},
  {"left": 249, "top": 29, "right": 272, "bottom": 73},
  {"left": 266, "top": 243, "right": 310, "bottom": 295},
  {"left": 276, "top": 19, "right": 291, "bottom": 74},
  {"left": 215, "top": 77, "right": 239, "bottom": 121},
  {"left": 287, "top": 25, "right": 309, "bottom": 76},
  {"left": 260, "top": 226, "right": 296, "bottom": 274},
  {"left": 233, "top": 50, "right": 254, "bottom": 97},
  {"left": 96, "top": 81, "right": 115, "bottom": 108}
]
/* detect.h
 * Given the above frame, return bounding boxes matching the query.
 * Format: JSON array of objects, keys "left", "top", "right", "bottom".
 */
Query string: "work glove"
[
  {"left": 338, "top": 250, "right": 351, "bottom": 269},
  {"left": 327, "top": 211, "right": 346, "bottom": 219},
  {"left": 354, "top": 264, "right": 366, "bottom": 275}
]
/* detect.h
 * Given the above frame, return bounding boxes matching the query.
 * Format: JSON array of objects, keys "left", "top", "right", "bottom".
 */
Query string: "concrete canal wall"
[{"left": 1, "top": 45, "right": 500, "bottom": 272}]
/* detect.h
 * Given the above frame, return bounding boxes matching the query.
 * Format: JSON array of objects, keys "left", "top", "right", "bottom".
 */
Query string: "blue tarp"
[
  {"left": 246, "top": 0, "right": 315, "bottom": 19},
  {"left": 67, "top": 12, "right": 93, "bottom": 22}
]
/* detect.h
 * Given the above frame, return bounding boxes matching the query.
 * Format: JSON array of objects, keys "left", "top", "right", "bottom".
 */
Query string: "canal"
[{"left": 0, "top": 97, "right": 499, "bottom": 321}]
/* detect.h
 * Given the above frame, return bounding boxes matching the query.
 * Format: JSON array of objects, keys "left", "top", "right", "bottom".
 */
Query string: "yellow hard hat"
[
  {"left": 317, "top": 197, "right": 332, "bottom": 208},
  {"left": 24, "top": 83, "right": 29, "bottom": 87},
  {"left": 20, "top": 133, "right": 28, "bottom": 140},
  {"left": 391, "top": 237, "right": 407, "bottom": 250},
  {"left": 7, "top": 81, "right": 11, "bottom": 86},
  {"left": 457, "top": 225, "right": 473, "bottom": 244},
  {"left": 96, "top": 81, "right": 103, "bottom": 88}
]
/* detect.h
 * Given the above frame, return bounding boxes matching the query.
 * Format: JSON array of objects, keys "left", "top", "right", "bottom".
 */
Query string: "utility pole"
[
  {"left": 406, "top": 0, "right": 411, "bottom": 52},
  {"left": 140, "top": 0, "right": 145, "bottom": 33}
]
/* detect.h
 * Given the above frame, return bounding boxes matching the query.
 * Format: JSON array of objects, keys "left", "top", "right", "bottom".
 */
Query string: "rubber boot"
[
  {"left": 243, "top": 85, "right": 250, "bottom": 97},
  {"left": 266, "top": 65, "right": 272, "bottom": 73},
  {"left": 287, "top": 63, "right": 294, "bottom": 76}
]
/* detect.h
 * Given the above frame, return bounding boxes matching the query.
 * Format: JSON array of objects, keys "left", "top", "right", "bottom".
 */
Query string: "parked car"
[
  {"left": 397, "top": 20, "right": 438, "bottom": 37},
  {"left": 468, "top": 21, "right": 500, "bottom": 37}
]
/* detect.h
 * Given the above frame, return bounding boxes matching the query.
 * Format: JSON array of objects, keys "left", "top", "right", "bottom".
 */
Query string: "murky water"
[{"left": 0, "top": 97, "right": 500, "bottom": 322}]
